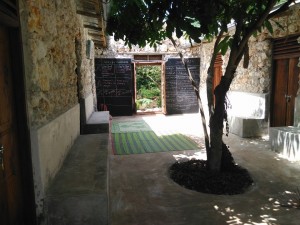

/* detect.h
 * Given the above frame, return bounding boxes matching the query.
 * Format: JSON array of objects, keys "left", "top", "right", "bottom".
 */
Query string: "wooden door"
[
  {"left": 272, "top": 57, "right": 300, "bottom": 126},
  {"left": 0, "top": 25, "right": 24, "bottom": 224},
  {"left": 271, "top": 34, "right": 300, "bottom": 127}
]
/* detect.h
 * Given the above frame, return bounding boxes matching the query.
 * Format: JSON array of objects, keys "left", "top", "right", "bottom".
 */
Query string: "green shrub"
[
  {"left": 136, "top": 98, "right": 153, "bottom": 110},
  {"left": 136, "top": 65, "right": 162, "bottom": 109}
]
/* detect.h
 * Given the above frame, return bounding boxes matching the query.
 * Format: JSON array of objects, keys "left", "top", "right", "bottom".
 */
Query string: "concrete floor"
[
  {"left": 45, "top": 134, "right": 109, "bottom": 225},
  {"left": 46, "top": 113, "right": 300, "bottom": 225},
  {"left": 110, "top": 114, "right": 300, "bottom": 225}
]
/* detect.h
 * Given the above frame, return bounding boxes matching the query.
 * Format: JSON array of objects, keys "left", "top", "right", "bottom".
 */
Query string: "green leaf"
[
  {"left": 216, "top": 36, "right": 230, "bottom": 55},
  {"left": 264, "top": 20, "right": 273, "bottom": 34}
]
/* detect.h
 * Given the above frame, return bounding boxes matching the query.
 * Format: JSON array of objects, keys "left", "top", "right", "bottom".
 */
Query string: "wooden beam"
[
  {"left": 84, "top": 24, "right": 102, "bottom": 31},
  {"left": 76, "top": 10, "right": 101, "bottom": 18},
  {"left": 92, "top": 40, "right": 104, "bottom": 45},
  {"left": 93, "top": 0, "right": 107, "bottom": 47},
  {"left": 88, "top": 32, "right": 104, "bottom": 38}
]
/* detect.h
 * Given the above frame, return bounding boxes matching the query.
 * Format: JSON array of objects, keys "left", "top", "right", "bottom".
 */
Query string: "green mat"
[
  {"left": 111, "top": 120, "right": 152, "bottom": 133},
  {"left": 112, "top": 131, "right": 199, "bottom": 155}
]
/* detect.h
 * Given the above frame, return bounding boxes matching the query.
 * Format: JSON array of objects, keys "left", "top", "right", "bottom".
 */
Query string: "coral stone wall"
[
  {"left": 19, "top": 0, "right": 80, "bottom": 128},
  {"left": 76, "top": 28, "right": 96, "bottom": 101}
]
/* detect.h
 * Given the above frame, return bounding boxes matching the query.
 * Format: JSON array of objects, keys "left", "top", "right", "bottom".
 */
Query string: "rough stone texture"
[
  {"left": 19, "top": 0, "right": 81, "bottom": 128},
  {"left": 76, "top": 27, "right": 97, "bottom": 102}
]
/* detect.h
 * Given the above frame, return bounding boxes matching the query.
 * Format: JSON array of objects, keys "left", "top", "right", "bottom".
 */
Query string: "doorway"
[
  {"left": 135, "top": 64, "right": 163, "bottom": 114},
  {"left": 271, "top": 34, "right": 300, "bottom": 127},
  {"left": 0, "top": 24, "right": 25, "bottom": 224},
  {"left": 133, "top": 55, "right": 166, "bottom": 115}
]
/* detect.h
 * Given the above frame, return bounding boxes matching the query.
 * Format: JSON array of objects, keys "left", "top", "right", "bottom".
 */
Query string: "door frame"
[
  {"left": 0, "top": 2, "right": 36, "bottom": 224},
  {"left": 133, "top": 61, "right": 166, "bottom": 114}
]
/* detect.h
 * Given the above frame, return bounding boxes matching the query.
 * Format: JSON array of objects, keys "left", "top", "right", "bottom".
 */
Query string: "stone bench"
[
  {"left": 270, "top": 126, "right": 300, "bottom": 161},
  {"left": 80, "top": 94, "right": 110, "bottom": 134},
  {"left": 83, "top": 111, "right": 110, "bottom": 134},
  {"left": 269, "top": 95, "right": 300, "bottom": 161},
  {"left": 228, "top": 116, "right": 267, "bottom": 138},
  {"left": 227, "top": 91, "right": 268, "bottom": 138}
]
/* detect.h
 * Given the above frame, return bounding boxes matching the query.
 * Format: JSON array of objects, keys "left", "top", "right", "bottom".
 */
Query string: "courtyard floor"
[{"left": 46, "top": 113, "right": 300, "bottom": 225}]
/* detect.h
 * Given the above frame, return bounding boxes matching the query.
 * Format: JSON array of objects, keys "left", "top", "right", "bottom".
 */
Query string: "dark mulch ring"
[{"left": 169, "top": 160, "right": 254, "bottom": 195}]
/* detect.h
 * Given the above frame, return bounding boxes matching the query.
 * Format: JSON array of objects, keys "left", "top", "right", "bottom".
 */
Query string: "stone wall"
[
  {"left": 76, "top": 27, "right": 96, "bottom": 101},
  {"left": 19, "top": 0, "right": 80, "bottom": 128},
  {"left": 18, "top": 0, "right": 94, "bottom": 221}
]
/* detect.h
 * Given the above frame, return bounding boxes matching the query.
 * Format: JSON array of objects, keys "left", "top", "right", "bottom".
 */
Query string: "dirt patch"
[{"left": 169, "top": 160, "right": 254, "bottom": 195}]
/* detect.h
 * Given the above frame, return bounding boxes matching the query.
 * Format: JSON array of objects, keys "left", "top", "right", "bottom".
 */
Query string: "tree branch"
[
  {"left": 170, "top": 36, "right": 210, "bottom": 151},
  {"left": 235, "top": 0, "right": 279, "bottom": 64}
]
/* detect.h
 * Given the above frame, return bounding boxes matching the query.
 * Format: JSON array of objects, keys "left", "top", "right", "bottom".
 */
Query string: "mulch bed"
[{"left": 169, "top": 160, "right": 254, "bottom": 195}]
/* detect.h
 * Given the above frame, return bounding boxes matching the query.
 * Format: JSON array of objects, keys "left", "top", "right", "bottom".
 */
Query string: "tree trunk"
[{"left": 207, "top": 80, "right": 226, "bottom": 171}]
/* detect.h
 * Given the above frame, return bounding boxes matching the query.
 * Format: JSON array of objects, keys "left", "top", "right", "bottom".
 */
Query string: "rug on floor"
[
  {"left": 112, "top": 131, "right": 199, "bottom": 155},
  {"left": 111, "top": 120, "right": 152, "bottom": 133}
]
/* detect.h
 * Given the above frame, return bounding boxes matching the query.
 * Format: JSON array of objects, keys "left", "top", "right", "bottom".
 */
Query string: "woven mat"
[
  {"left": 112, "top": 131, "right": 199, "bottom": 155},
  {"left": 111, "top": 120, "right": 152, "bottom": 133}
]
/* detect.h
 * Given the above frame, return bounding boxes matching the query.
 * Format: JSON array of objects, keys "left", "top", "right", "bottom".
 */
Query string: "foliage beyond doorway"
[{"left": 136, "top": 65, "right": 162, "bottom": 111}]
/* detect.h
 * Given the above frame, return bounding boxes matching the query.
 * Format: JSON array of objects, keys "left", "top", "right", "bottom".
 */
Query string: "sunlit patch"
[
  {"left": 213, "top": 204, "right": 279, "bottom": 225},
  {"left": 261, "top": 135, "right": 269, "bottom": 141},
  {"left": 226, "top": 207, "right": 235, "bottom": 213},
  {"left": 272, "top": 189, "right": 300, "bottom": 209},
  {"left": 173, "top": 149, "right": 207, "bottom": 161}
]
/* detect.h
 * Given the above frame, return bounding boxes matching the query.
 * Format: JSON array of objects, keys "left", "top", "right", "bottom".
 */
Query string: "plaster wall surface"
[
  {"left": 30, "top": 104, "right": 80, "bottom": 217},
  {"left": 84, "top": 93, "right": 95, "bottom": 121}
]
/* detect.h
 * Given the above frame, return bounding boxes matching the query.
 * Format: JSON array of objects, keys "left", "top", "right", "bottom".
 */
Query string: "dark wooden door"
[
  {"left": 272, "top": 57, "right": 299, "bottom": 126},
  {"left": 271, "top": 34, "right": 300, "bottom": 127},
  {"left": 0, "top": 25, "right": 24, "bottom": 224}
]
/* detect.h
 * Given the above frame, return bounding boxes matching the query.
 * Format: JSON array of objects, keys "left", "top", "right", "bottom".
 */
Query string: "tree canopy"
[{"left": 107, "top": 0, "right": 293, "bottom": 50}]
